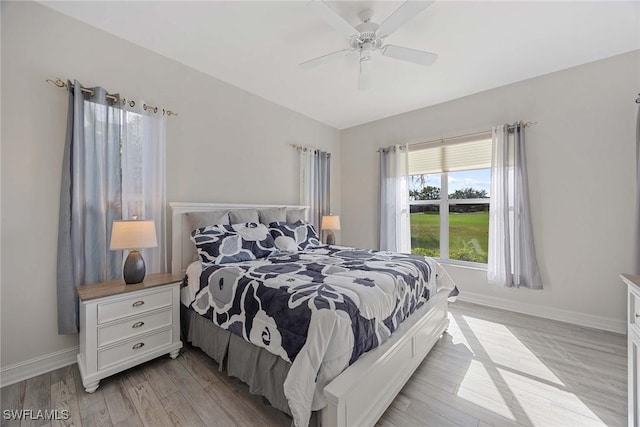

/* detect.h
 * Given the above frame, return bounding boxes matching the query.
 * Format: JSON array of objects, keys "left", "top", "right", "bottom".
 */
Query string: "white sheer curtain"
[
  {"left": 488, "top": 123, "right": 541, "bottom": 289},
  {"left": 121, "top": 101, "right": 167, "bottom": 274},
  {"left": 299, "top": 147, "right": 331, "bottom": 231},
  {"left": 379, "top": 144, "right": 411, "bottom": 253}
]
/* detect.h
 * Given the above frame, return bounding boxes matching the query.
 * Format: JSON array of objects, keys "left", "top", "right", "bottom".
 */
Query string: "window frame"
[{"left": 409, "top": 169, "right": 491, "bottom": 269}]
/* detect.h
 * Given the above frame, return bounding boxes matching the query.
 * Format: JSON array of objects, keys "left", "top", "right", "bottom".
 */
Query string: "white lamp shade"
[
  {"left": 321, "top": 215, "right": 341, "bottom": 231},
  {"left": 110, "top": 220, "right": 158, "bottom": 250}
]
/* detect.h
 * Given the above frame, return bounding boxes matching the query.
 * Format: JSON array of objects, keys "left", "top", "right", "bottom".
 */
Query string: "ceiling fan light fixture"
[
  {"left": 355, "top": 21, "right": 379, "bottom": 40},
  {"left": 360, "top": 42, "right": 375, "bottom": 62}
]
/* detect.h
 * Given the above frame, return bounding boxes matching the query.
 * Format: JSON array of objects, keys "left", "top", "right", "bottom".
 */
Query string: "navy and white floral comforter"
[{"left": 181, "top": 246, "right": 454, "bottom": 427}]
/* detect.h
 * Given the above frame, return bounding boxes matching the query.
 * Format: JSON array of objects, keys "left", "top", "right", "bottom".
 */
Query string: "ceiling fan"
[{"left": 301, "top": 0, "right": 438, "bottom": 90}]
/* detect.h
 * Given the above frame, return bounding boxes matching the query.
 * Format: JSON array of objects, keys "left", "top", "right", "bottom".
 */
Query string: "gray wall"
[
  {"left": 341, "top": 50, "right": 640, "bottom": 331},
  {"left": 0, "top": 1, "right": 340, "bottom": 368}
]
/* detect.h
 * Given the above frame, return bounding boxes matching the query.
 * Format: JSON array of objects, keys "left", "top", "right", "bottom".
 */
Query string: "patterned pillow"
[
  {"left": 269, "top": 221, "right": 321, "bottom": 252},
  {"left": 191, "top": 223, "right": 275, "bottom": 265}
]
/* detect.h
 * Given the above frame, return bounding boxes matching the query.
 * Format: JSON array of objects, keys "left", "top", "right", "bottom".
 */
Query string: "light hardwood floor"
[{"left": 0, "top": 301, "right": 627, "bottom": 427}]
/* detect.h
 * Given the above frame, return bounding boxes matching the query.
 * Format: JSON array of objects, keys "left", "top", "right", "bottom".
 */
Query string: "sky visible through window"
[{"left": 410, "top": 168, "right": 491, "bottom": 197}]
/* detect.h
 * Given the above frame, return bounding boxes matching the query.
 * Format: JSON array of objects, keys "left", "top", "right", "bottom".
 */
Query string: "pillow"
[
  {"left": 229, "top": 209, "right": 259, "bottom": 224},
  {"left": 269, "top": 221, "right": 321, "bottom": 252},
  {"left": 259, "top": 207, "right": 287, "bottom": 225},
  {"left": 185, "top": 210, "right": 229, "bottom": 232},
  {"left": 286, "top": 208, "right": 306, "bottom": 223},
  {"left": 191, "top": 223, "right": 275, "bottom": 265}
]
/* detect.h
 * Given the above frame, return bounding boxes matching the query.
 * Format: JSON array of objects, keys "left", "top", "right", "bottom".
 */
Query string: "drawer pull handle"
[
  {"left": 132, "top": 301, "right": 145, "bottom": 307},
  {"left": 132, "top": 321, "right": 145, "bottom": 328},
  {"left": 132, "top": 342, "right": 145, "bottom": 350}
]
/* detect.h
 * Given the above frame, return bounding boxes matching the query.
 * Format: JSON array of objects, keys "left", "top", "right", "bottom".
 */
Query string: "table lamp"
[
  {"left": 321, "top": 215, "right": 341, "bottom": 245},
  {"left": 110, "top": 219, "right": 158, "bottom": 284}
]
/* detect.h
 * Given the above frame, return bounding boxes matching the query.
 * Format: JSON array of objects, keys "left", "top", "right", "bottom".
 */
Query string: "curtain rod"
[
  {"left": 289, "top": 143, "right": 331, "bottom": 157},
  {"left": 377, "top": 121, "right": 537, "bottom": 152},
  {"left": 46, "top": 78, "right": 178, "bottom": 116}
]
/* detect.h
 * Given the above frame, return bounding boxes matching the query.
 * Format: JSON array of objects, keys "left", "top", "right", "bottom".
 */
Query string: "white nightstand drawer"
[
  {"left": 98, "top": 327, "right": 172, "bottom": 370},
  {"left": 97, "top": 288, "right": 172, "bottom": 324},
  {"left": 98, "top": 308, "right": 172, "bottom": 347}
]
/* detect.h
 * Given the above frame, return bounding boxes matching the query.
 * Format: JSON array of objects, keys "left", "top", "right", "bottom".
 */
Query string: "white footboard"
[{"left": 320, "top": 289, "right": 449, "bottom": 427}]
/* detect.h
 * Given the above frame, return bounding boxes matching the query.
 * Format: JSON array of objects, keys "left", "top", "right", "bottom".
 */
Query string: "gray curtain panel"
[
  {"left": 315, "top": 151, "right": 331, "bottom": 229},
  {"left": 299, "top": 147, "right": 331, "bottom": 231},
  {"left": 635, "top": 94, "right": 640, "bottom": 274},
  {"left": 487, "top": 122, "right": 542, "bottom": 289},
  {"left": 56, "top": 81, "right": 123, "bottom": 333}
]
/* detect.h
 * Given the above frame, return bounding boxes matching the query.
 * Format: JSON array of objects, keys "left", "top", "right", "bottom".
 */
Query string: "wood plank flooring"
[{"left": 0, "top": 301, "right": 627, "bottom": 426}]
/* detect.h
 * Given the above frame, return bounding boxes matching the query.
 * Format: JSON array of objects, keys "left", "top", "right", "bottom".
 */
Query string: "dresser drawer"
[
  {"left": 97, "top": 308, "right": 172, "bottom": 347},
  {"left": 97, "top": 288, "right": 172, "bottom": 324},
  {"left": 632, "top": 291, "right": 640, "bottom": 328},
  {"left": 98, "top": 327, "right": 172, "bottom": 370}
]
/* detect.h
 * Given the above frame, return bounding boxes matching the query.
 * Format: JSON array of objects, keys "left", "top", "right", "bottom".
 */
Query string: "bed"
[{"left": 171, "top": 202, "right": 455, "bottom": 427}]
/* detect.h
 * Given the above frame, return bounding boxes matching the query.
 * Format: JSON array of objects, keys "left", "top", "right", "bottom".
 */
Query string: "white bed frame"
[{"left": 170, "top": 202, "right": 450, "bottom": 427}]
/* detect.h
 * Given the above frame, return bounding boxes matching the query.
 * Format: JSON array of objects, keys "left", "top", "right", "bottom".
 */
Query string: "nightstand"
[{"left": 76, "top": 273, "right": 183, "bottom": 393}]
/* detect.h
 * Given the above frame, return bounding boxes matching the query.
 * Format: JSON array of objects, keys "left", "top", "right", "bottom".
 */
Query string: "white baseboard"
[
  {"left": 0, "top": 346, "right": 78, "bottom": 387},
  {"left": 456, "top": 291, "right": 626, "bottom": 334}
]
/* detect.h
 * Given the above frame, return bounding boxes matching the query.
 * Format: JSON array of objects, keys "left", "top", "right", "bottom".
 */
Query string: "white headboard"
[{"left": 169, "top": 202, "right": 309, "bottom": 276}]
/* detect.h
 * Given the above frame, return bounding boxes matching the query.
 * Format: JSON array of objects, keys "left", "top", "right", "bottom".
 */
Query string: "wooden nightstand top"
[
  {"left": 77, "top": 273, "right": 183, "bottom": 301},
  {"left": 621, "top": 274, "right": 640, "bottom": 291}
]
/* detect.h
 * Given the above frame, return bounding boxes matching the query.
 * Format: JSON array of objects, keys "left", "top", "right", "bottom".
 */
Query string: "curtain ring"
[
  {"left": 154, "top": 106, "right": 158, "bottom": 113},
  {"left": 129, "top": 100, "right": 135, "bottom": 107}
]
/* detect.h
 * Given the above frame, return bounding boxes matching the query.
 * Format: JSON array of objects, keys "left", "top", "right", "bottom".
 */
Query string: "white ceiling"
[{"left": 41, "top": 1, "right": 640, "bottom": 129}]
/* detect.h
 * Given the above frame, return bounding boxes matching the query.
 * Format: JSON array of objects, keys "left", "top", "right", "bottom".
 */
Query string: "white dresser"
[
  {"left": 622, "top": 273, "right": 640, "bottom": 426},
  {"left": 77, "top": 273, "right": 183, "bottom": 393}
]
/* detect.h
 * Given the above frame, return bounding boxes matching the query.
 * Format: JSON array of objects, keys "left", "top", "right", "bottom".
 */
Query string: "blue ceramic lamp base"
[{"left": 124, "top": 250, "right": 146, "bottom": 284}]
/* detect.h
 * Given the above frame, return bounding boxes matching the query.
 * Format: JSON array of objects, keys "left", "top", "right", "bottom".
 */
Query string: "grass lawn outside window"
[{"left": 410, "top": 210, "right": 489, "bottom": 263}]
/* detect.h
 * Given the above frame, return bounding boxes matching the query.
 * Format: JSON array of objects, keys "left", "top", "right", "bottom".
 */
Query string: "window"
[
  {"left": 120, "top": 105, "right": 167, "bottom": 274},
  {"left": 121, "top": 110, "right": 144, "bottom": 216},
  {"left": 408, "top": 136, "right": 492, "bottom": 265}
]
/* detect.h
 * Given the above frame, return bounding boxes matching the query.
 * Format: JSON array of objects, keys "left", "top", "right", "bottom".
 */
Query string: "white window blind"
[{"left": 408, "top": 138, "right": 492, "bottom": 175}]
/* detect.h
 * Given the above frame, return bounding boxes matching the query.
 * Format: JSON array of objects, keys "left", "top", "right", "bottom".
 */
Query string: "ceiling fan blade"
[
  {"left": 299, "top": 49, "right": 356, "bottom": 69},
  {"left": 376, "top": 1, "right": 434, "bottom": 38},
  {"left": 308, "top": 0, "right": 360, "bottom": 38},
  {"left": 382, "top": 45, "right": 438, "bottom": 66},
  {"left": 359, "top": 58, "right": 372, "bottom": 90}
]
